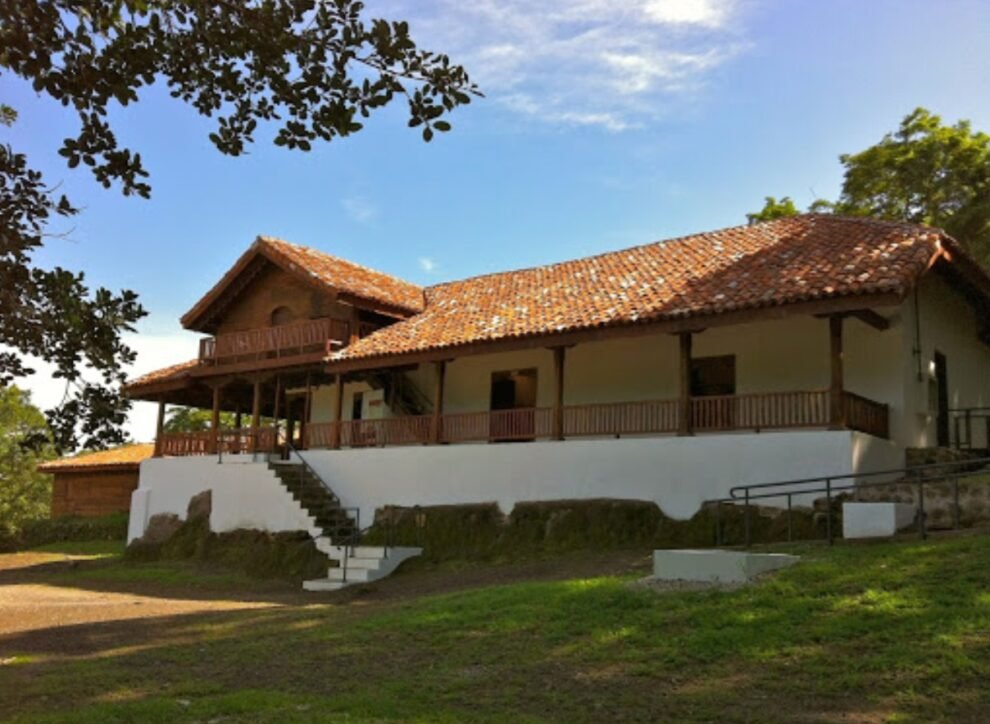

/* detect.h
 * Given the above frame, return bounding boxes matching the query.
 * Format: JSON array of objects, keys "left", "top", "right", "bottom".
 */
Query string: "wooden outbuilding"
[{"left": 38, "top": 444, "right": 154, "bottom": 518}]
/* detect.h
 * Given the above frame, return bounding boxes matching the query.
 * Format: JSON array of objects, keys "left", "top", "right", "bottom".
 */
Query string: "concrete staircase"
[
  {"left": 269, "top": 460, "right": 421, "bottom": 591},
  {"left": 303, "top": 540, "right": 423, "bottom": 592}
]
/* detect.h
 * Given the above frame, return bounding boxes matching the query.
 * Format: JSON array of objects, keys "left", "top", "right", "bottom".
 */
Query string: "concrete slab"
[
  {"left": 843, "top": 502, "right": 916, "bottom": 539},
  {"left": 653, "top": 549, "right": 800, "bottom": 584}
]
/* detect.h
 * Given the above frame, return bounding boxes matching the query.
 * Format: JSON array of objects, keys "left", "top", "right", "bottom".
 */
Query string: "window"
[
  {"left": 351, "top": 391, "right": 364, "bottom": 421},
  {"left": 270, "top": 305, "right": 294, "bottom": 327},
  {"left": 690, "top": 355, "right": 736, "bottom": 397}
]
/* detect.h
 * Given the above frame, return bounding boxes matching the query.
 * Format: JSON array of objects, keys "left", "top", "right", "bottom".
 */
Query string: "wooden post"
[
  {"left": 272, "top": 376, "right": 282, "bottom": 453},
  {"left": 552, "top": 347, "right": 566, "bottom": 440},
  {"left": 250, "top": 379, "right": 262, "bottom": 452},
  {"left": 678, "top": 332, "right": 693, "bottom": 436},
  {"left": 234, "top": 407, "right": 242, "bottom": 430},
  {"left": 302, "top": 371, "right": 313, "bottom": 449},
  {"left": 211, "top": 384, "right": 222, "bottom": 453},
  {"left": 154, "top": 398, "right": 166, "bottom": 457},
  {"left": 348, "top": 306, "right": 360, "bottom": 347},
  {"left": 332, "top": 373, "right": 344, "bottom": 450},
  {"left": 431, "top": 361, "right": 446, "bottom": 444},
  {"left": 829, "top": 315, "right": 846, "bottom": 429}
]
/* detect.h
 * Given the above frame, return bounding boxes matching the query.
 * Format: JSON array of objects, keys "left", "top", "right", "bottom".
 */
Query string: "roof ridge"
[
  {"left": 257, "top": 235, "right": 424, "bottom": 292},
  {"left": 420, "top": 214, "right": 951, "bottom": 294}
]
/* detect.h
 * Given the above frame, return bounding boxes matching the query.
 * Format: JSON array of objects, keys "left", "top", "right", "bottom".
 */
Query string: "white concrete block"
[
  {"left": 842, "top": 502, "right": 916, "bottom": 539},
  {"left": 652, "top": 549, "right": 799, "bottom": 584}
]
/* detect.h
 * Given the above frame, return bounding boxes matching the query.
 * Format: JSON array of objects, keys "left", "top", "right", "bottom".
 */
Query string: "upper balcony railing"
[{"left": 198, "top": 317, "right": 350, "bottom": 365}]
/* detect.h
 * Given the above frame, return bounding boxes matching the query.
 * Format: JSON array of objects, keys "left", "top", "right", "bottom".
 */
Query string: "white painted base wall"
[
  {"left": 128, "top": 454, "right": 320, "bottom": 543},
  {"left": 304, "top": 430, "right": 903, "bottom": 526},
  {"left": 128, "top": 432, "right": 904, "bottom": 542}
]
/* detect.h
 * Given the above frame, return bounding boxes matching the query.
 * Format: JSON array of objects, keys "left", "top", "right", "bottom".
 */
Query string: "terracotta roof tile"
[
  {"left": 258, "top": 237, "right": 425, "bottom": 315},
  {"left": 334, "top": 215, "right": 950, "bottom": 361},
  {"left": 38, "top": 443, "right": 155, "bottom": 472},
  {"left": 124, "top": 359, "right": 199, "bottom": 391}
]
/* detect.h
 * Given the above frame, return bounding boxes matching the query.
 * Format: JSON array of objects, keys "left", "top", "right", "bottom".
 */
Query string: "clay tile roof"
[
  {"left": 334, "top": 215, "right": 955, "bottom": 362},
  {"left": 38, "top": 443, "right": 155, "bottom": 473},
  {"left": 123, "top": 359, "right": 199, "bottom": 392},
  {"left": 258, "top": 237, "right": 425, "bottom": 315}
]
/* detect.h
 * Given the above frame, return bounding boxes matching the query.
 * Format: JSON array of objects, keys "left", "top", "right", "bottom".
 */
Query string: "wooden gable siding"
[
  {"left": 214, "top": 264, "right": 351, "bottom": 335},
  {"left": 51, "top": 469, "right": 138, "bottom": 518}
]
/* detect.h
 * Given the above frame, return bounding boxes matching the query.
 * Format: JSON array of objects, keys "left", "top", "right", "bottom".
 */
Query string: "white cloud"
[
  {"left": 644, "top": 0, "right": 730, "bottom": 27},
  {"left": 341, "top": 195, "right": 378, "bottom": 223},
  {"left": 373, "top": 0, "right": 746, "bottom": 130},
  {"left": 418, "top": 257, "right": 438, "bottom": 273}
]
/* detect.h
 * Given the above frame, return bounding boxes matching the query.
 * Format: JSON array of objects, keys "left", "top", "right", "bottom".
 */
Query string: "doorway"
[
  {"left": 934, "top": 351, "right": 950, "bottom": 446},
  {"left": 490, "top": 368, "right": 538, "bottom": 440},
  {"left": 690, "top": 355, "right": 737, "bottom": 430}
]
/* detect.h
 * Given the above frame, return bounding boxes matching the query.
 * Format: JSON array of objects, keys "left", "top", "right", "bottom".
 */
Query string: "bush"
[
  {"left": 362, "top": 498, "right": 829, "bottom": 562},
  {"left": 0, "top": 512, "right": 128, "bottom": 552},
  {"left": 125, "top": 515, "right": 328, "bottom": 581}
]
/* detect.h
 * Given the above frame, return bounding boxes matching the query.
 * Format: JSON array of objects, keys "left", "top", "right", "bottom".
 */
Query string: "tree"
[
  {"left": 164, "top": 407, "right": 237, "bottom": 433},
  {"left": 833, "top": 108, "right": 990, "bottom": 262},
  {"left": 747, "top": 196, "right": 799, "bottom": 224},
  {"left": 1, "top": 1, "right": 479, "bottom": 453},
  {"left": 748, "top": 109, "right": 990, "bottom": 266},
  {"left": 0, "top": 386, "right": 56, "bottom": 537}
]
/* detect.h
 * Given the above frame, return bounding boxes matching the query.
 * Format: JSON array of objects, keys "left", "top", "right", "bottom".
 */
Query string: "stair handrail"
[
  {"left": 281, "top": 442, "right": 395, "bottom": 574},
  {"left": 704, "top": 454, "right": 990, "bottom": 548}
]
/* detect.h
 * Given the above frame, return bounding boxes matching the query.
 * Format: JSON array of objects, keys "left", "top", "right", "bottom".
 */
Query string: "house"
[
  {"left": 38, "top": 443, "right": 154, "bottom": 518},
  {"left": 123, "top": 214, "right": 990, "bottom": 555}
]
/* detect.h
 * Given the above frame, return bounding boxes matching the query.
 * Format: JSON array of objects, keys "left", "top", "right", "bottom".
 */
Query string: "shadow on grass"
[{"left": 1, "top": 535, "right": 988, "bottom": 721}]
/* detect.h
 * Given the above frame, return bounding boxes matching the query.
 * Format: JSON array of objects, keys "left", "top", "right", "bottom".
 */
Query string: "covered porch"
[{"left": 149, "top": 310, "right": 892, "bottom": 456}]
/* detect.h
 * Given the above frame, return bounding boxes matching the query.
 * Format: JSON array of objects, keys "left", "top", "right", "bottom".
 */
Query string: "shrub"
[{"left": 0, "top": 512, "right": 128, "bottom": 552}]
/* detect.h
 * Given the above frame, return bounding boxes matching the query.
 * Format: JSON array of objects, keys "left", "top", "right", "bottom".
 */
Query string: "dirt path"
[
  {"left": 0, "top": 552, "right": 279, "bottom": 637},
  {"left": 0, "top": 548, "right": 651, "bottom": 640}
]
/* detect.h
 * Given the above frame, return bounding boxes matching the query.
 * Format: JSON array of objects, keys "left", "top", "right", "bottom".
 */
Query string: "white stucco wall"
[
  {"left": 301, "top": 430, "right": 894, "bottom": 525},
  {"left": 900, "top": 274, "right": 990, "bottom": 447},
  {"left": 300, "top": 277, "right": 989, "bottom": 453},
  {"left": 127, "top": 455, "right": 319, "bottom": 543}
]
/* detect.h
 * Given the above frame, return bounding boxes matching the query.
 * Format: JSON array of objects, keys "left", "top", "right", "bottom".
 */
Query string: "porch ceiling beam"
[
  {"left": 815, "top": 308, "right": 890, "bottom": 331},
  {"left": 188, "top": 353, "right": 328, "bottom": 379},
  {"left": 326, "top": 291, "right": 905, "bottom": 375}
]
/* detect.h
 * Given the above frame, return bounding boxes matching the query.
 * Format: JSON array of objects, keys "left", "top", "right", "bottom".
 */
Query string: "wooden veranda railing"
[
  {"left": 158, "top": 390, "right": 891, "bottom": 457},
  {"left": 198, "top": 317, "right": 350, "bottom": 365},
  {"left": 690, "top": 390, "right": 831, "bottom": 432},
  {"left": 844, "top": 391, "right": 890, "bottom": 440},
  {"left": 156, "top": 427, "right": 278, "bottom": 457}
]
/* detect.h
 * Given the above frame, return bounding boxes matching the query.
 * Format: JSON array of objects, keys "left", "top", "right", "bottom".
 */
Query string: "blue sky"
[{"left": 5, "top": 0, "right": 990, "bottom": 439}]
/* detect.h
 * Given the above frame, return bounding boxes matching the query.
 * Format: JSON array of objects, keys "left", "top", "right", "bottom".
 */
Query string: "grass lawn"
[{"left": 1, "top": 534, "right": 988, "bottom": 722}]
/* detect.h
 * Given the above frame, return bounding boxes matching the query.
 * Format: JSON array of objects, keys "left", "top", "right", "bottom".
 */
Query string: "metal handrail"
[{"left": 707, "top": 455, "right": 990, "bottom": 548}]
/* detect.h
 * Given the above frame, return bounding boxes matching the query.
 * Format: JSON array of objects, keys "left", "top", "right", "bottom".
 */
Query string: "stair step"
[
  {"left": 302, "top": 579, "right": 348, "bottom": 592},
  {"left": 327, "top": 567, "right": 377, "bottom": 582},
  {"left": 343, "top": 556, "right": 384, "bottom": 570}
]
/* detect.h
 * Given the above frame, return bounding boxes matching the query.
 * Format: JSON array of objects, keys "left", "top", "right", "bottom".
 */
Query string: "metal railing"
[
  {"left": 951, "top": 408, "right": 990, "bottom": 450},
  {"left": 706, "top": 455, "right": 990, "bottom": 548}
]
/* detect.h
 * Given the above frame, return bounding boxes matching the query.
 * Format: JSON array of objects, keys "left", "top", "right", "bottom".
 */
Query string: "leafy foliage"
[
  {"left": 0, "top": 386, "right": 55, "bottom": 538},
  {"left": 746, "top": 196, "right": 799, "bottom": 224},
  {"left": 833, "top": 108, "right": 990, "bottom": 262},
  {"left": 165, "top": 407, "right": 235, "bottom": 433},
  {"left": 749, "top": 108, "right": 990, "bottom": 266},
  {"left": 163, "top": 406, "right": 272, "bottom": 432},
  {"left": 0, "top": 1, "right": 479, "bottom": 453}
]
